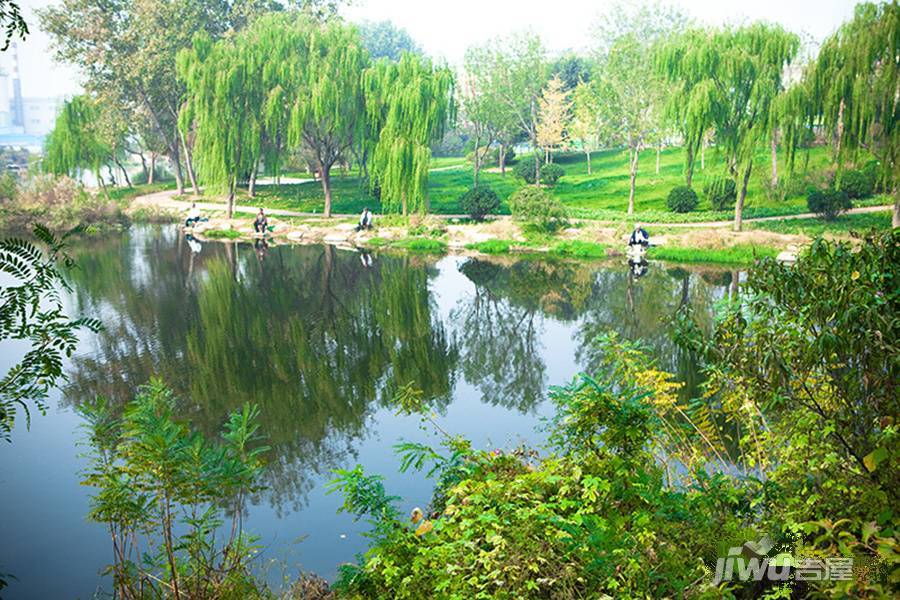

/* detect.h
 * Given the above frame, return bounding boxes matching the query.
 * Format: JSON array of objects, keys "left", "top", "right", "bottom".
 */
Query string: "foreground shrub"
[
  {"left": 837, "top": 168, "right": 875, "bottom": 199},
  {"left": 509, "top": 186, "right": 567, "bottom": 232},
  {"left": 807, "top": 187, "right": 851, "bottom": 220},
  {"left": 79, "top": 380, "right": 269, "bottom": 598},
  {"left": 459, "top": 186, "right": 500, "bottom": 221},
  {"left": 703, "top": 176, "right": 736, "bottom": 210},
  {"left": 666, "top": 185, "right": 699, "bottom": 213}
]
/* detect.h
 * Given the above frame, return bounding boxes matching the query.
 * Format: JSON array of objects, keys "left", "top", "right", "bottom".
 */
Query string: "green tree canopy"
[
  {"left": 357, "top": 19, "right": 422, "bottom": 61},
  {"left": 658, "top": 24, "right": 799, "bottom": 230},
  {"left": 288, "top": 19, "right": 369, "bottom": 217},
  {"left": 363, "top": 53, "right": 455, "bottom": 215},
  {"left": 44, "top": 95, "right": 111, "bottom": 184},
  {"left": 808, "top": 1, "right": 899, "bottom": 227}
]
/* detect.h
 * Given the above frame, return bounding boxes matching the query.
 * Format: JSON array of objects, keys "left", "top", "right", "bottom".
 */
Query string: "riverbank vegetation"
[{"left": 330, "top": 230, "right": 899, "bottom": 598}]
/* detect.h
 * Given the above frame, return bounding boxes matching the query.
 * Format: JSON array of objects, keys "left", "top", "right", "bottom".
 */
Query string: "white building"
[{"left": 0, "top": 44, "right": 65, "bottom": 149}]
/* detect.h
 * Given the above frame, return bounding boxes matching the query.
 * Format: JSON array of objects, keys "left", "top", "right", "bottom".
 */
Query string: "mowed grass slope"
[{"left": 206, "top": 144, "right": 891, "bottom": 222}]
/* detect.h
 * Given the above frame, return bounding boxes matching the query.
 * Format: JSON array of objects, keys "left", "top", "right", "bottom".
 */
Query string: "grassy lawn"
[
  {"left": 747, "top": 210, "right": 892, "bottom": 235},
  {"left": 647, "top": 244, "right": 779, "bottom": 264},
  {"left": 130, "top": 144, "right": 893, "bottom": 227}
]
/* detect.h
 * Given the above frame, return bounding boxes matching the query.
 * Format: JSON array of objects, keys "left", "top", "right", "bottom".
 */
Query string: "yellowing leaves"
[{"left": 415, "top": 520, "right": 433, "bottom": 536}]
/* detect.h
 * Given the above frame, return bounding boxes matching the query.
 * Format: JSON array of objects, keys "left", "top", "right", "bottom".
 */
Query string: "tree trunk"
[
  {"left": 169, "top": 142, "right": 185, "bottom": 195},
  {"left": 248, "top": 158, "right": 259, "bottom": 198},
  {"left": 139, "top": 152, "right": 148, "bottom": 182},
  {"left": 320, "top": 164, "right": 333, "bottom": 218},
  {"left": 227, "top": 175, "right": 235, "bottom": 219},
  {"left": 473, "top": 136, "right": 481, "bottom": 189},
  {"left": 685, "top": 144, "right": 694, "bottom": 188},
  {"left": 499, "top": 143, "right": 506, "bottom": 175},
  {"left": 180, "top": 129, "right": 200, "bottom": 195},
  {"left": 734, "top": 159, "right": 753, "bottom": 232},
  {"left": 700, "top": 136, "right": 705, "bottom": 170},
  {"left": 585, "top": 149, "right": 591, "bottom": 175},
  {"left": 149, "top": 153, "right": 156, "bottom": 184},
  {"left": 893, "top": 186, "right": 899, "bottom": 229},
  {"left": 628, "top": 148, "right": 639, "bottom": 215},
  {"left": 656, "top": 143, "right": 661, "bottom": 175},
  {"left": 771, "top": 136, "right": 778, "bottom": 186},
  {"left": 114, "top": 157, "right": 132, "bottom": 187}
]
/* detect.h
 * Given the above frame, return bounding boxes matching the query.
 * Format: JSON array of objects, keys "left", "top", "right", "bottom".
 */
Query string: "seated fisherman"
[
  {"left": 185, "top": 203, "right": 201, "bottom": 227},
  {"left": 628, "top": 223, "right": 650, "bottom": 247},
  {"left": 254, "top": 208, "right": 268, "bottom": 234},
  {"left": 356, "top": 207, "right": 373, "bottom": 232}
]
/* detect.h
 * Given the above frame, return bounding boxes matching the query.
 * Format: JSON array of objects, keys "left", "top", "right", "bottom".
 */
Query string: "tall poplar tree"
[
  {"left": 808, "top": 2, "right": 899, "bottom": 227},
  {"left": 364, "top": 53, "right": 454, "bottom": 215}
]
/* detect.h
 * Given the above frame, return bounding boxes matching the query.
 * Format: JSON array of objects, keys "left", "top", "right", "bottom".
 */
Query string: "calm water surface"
[{"left": 0, "top": 225, "right": 737, "bottom": 599}]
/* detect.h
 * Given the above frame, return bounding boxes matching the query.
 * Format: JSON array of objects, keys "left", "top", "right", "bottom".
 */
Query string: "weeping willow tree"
[
  {"left": 288, "top": 20, "right": 368, "bottom": 217},
  {"left": 808, "top": 2, "right": 899, "bottom": 228},
  {"left": 658, "top": 24, "right": 799, "bottom": 230},
  {"left": 43, "top": 95, "right": 112, "bottom": 185},
  {"left": 364, "top": 53, "right": 454, "bottom": 215},
  {"left": 177, "top": 30, "right": 265, "bottom": 218}
]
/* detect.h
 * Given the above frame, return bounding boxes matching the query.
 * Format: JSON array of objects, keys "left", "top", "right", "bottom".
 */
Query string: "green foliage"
[
  {"left": 392, "top": 238, "right": 447, "bottom": 253},
  {"left": 809, "top": 2, "right": 899, "bottom": 223},
  {"left": 333, "top": 231, "right": 900, "bottom": 598},
  {"left": 79, "top": 380, "right": 269, "bottom": 598},
  {"left": 203, "top": 228, "right": 242, "bottom": 239},
  {"left": 364, "top": 53, "right": 455, "bottom": 215},
  {"left": 704, "top": 176, "right": 737, "bottom": 210},
  {"left": 837, "top": 168, "right": 875, "bottom": 199},
  {"left": 539, "top": 162, "right": 564, "bottom": 186},
  {"left": 459, "top": 186, "right": 500, "bottom": 221},
  {"left": 807, "top": 187, "right": 852, "bottom": 220},
  {"left": 666, "top": 185, "right": 699, "bottom": 213},
  {"left": 648, "top": 244, "right": 778, "bottom": 264},
  {"left": 550, "top": 239, "right": 607, "bottom": 258},
  {"left": 657, "top": 23, "right": 800, "bottom": 227},
  {"left": 514, "top": 154, "right": 541, "bottom": 184},
  {"left": 43, "top": 95, "right": 111, "bottom": 180},
  {"left": 357, "top": 19, "right": 422, "bottom": 62},
  {"left": 0, "top": 225, "right": 100, "bottom": 440},
  {"left": 509, "top": 186, "right": 568, "bottom": 232},
  {"left": 465, "top": 239, "right": 512, "bottom": 254}
]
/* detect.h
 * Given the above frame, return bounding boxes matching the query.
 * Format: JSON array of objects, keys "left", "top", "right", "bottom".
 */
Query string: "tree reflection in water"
[{"left": 60, "top": 226, "right": 736, "bottom": 514}]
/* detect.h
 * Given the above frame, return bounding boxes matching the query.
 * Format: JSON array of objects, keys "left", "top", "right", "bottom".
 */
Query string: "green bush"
[
  {"left": 807, "top": 188, "right": 851, "bottom": 220},
  {"left": 539, "top": 163, "right": 564, "bottom": 186},
  {"left": 509, "top": 186, "right": 567, "bottom": 232},
  {"left": 514, "top": 155, "right": 541, "bottom": 184},
  {"left": 837, "top": 168, "right": 874, "bottom": 199},
  {"left": 459, "top": 186, "right": 500, "bottom": 221},
  {"left": 703, "top": 176, "right": 736, "bottom": 210},
  {"left": 666, "top": 185, "right": 699, "bottom": 213}
]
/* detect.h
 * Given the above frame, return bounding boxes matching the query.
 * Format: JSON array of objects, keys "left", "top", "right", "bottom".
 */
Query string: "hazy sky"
[{"left": 4, "top": 0, "right": 860, "bottom": 99}]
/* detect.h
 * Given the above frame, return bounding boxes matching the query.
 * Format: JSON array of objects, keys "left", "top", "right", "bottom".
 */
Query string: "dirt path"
[{"left": 132, "top": 187, "right": 891, "bottom": 226}]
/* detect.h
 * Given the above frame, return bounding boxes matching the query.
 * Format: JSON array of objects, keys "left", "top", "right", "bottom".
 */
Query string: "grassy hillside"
[{"left": 163, "top": 144, "right": 892, "bottom": 223}]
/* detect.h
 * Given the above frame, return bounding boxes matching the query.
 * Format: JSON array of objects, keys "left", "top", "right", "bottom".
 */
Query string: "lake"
[{"left": 0, "top": 225, "right": 738, "bottom": 599}]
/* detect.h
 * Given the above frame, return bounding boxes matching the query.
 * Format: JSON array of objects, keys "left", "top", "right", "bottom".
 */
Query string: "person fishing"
[
  {"left": 356, "top": 207, "right": 373, "bottom": 232},
  {"left": 185, "top": 203, "right": 201, "bottom": 228},
  {"left": 254, "top": 208, "right": 268, "bottom": 234},
  {"left": 628, "top": 223, "right": 650, "bottom": 248}
]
